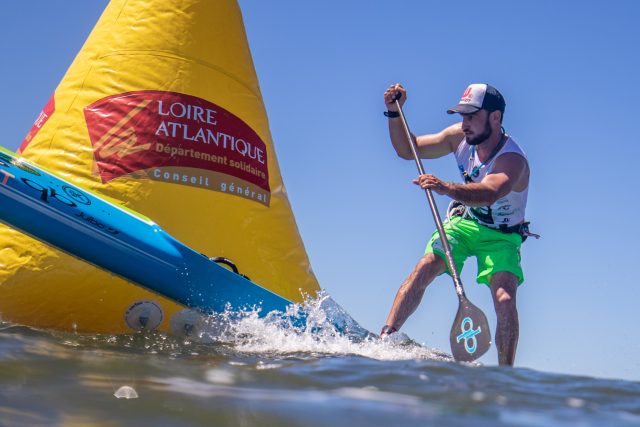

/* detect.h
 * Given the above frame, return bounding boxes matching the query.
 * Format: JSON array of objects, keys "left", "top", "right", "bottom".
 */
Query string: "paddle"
[{"left": 392, "top": 94, "right": 491, "bottom": 362}]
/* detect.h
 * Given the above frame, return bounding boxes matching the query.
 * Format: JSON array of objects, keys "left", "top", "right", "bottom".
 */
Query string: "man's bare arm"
[
  {"left": 413, "top": 153, "right": 528, "bottom": 206},
  {"left": 389, "top": 121, "right": 464, "bottom": 160},
  {"left": 384, "top": 84, "right": 464, "bottom": 160}
]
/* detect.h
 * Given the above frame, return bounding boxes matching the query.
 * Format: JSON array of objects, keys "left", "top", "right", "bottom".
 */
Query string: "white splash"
[
  {"left": 114, "top": 385, "right": 139, "bottom": 399},
  {"left": 205, "top": 368, "right": 236, "bottom": 385},
  {"left": 184, "top": 292, "right": 451, "bottom": 362}
]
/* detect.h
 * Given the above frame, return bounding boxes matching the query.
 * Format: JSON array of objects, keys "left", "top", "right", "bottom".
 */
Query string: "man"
[{"left": 381, "top": 83, "right": 531, "bottom": 366}]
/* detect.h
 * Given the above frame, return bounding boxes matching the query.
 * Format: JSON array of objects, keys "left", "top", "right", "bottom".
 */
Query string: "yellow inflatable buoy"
[{"left": 0, "top": 0, "right": 319, "bottom": 333}]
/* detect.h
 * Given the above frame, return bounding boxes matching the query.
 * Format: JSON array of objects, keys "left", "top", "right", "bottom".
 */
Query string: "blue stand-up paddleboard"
[{"left": 0, "top": 147, "right": 299, "bottom": 323}]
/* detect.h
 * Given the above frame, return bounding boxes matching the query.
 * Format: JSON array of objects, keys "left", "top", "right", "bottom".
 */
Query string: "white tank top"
[{"left": 454, "top": 136, "right": 528, "bottom": 228}]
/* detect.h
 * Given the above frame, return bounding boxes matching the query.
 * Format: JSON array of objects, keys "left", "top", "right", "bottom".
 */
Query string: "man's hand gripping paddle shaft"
[{"left": 392, "top": 93, "right": 491, "bottom": 362}]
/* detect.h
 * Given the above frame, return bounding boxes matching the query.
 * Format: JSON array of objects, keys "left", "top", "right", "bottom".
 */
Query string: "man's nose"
[{"left": 461, "top": 116, "right": 471, "bottom": 130}]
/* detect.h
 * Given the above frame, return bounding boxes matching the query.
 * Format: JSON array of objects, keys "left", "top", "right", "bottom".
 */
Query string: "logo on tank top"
[
  {"left": 470, "top": 206, "right": 494, "bottom": 225},
  {"left": 84, "top": 91, "right": 271, "bottom": 206}
]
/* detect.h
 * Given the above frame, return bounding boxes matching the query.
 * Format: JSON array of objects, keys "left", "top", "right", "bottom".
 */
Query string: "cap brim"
[{"left": 446, "top": 104, "right": 481, "bottom": 115}]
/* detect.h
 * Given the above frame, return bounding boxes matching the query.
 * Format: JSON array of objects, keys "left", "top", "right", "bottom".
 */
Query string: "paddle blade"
[{"left": 449, "top": 298, "right": 491, "bottom": 362}]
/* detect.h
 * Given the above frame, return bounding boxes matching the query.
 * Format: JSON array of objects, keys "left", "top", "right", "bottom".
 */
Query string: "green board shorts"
[{"left": 425, "top": 216, "right": 524, "bottom": 286}]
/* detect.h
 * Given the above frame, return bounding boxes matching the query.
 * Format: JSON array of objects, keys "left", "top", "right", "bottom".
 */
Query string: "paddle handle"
[{"left": 393, "top": 99, "right": 466, "bottom": 299}]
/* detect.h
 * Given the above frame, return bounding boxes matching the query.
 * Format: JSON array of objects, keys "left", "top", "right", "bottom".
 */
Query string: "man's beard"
[{"left": 466, "top": 119, "right": 492, "bottom": 146}]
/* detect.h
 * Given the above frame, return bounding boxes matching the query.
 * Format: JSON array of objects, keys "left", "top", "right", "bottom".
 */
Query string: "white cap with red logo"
[{"left": 447, "top": 83, "right": 505, "bottom": 115}]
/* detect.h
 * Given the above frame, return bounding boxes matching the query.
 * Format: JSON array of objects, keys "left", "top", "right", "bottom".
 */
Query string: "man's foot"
[{"left": 380, "top": 325, "right": 398, "bottom": 337}]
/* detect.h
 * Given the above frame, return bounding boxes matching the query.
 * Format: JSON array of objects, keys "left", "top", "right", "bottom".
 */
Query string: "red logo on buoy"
[
  {"left": 19, "top": 94, "right": 56, "bottom": 153},
  {"left": 84, "top": 91, "right": 271, "bottom": 205}
]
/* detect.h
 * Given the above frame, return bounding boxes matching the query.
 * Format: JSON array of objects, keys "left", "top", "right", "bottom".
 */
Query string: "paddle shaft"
[{"left": 393, "top": 100, "right": 466, "bottom": 299}]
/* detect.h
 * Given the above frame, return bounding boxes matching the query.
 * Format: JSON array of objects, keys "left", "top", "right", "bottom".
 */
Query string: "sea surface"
[{"left": 1, "top": 298, "right": 638, "bottom": 427}]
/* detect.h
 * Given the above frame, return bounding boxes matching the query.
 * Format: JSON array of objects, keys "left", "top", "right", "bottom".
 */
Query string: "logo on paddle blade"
[{"left": 456, "top": 316, "right": 482, "bottom": 354}]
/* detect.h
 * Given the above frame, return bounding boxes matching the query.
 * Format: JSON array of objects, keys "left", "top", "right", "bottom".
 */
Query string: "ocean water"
[{"left": 0, "top": 298, "right": 638, "bottom": 427}]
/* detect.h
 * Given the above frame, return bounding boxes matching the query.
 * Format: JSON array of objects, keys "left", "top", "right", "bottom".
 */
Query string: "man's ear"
[{"left": 490, "top": 110, "right": 503, "bottom": 126}]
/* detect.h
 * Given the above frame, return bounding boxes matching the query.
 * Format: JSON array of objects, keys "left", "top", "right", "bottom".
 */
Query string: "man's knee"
[
  {"left": 490, "top": 272, "right": 518, "bottom": 306},
  {"left": 407, "top": 253, "right": 445, "bottom": 289},
  {"left": 415, "top": 253, "right": 445, "bottom": 275}
]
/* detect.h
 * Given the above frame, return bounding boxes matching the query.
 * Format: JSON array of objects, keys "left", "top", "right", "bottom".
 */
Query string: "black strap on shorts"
[
  {"left": 497, "top": 222, "right": 540, "bottom": 242},
  {"left": 448, "top": 201, "right": 540, "bottom": 242}
]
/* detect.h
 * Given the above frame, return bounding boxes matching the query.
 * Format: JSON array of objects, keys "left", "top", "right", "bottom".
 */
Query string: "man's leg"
[
  {"left": 383, "top": 253, "right": 446, "bottom": 333},
  {"left": 490, "top": 271, "right": 519, "bottom": 366}
]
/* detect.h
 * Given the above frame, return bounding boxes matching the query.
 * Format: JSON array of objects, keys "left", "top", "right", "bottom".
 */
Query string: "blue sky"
[{"left": 1, "top": 1, "right": 639, "bottom": 381}]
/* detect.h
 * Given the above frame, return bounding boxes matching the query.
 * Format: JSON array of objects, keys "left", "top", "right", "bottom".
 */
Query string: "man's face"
[{"left": 461, "top": 109, "right": 492, "bottom": 146}]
